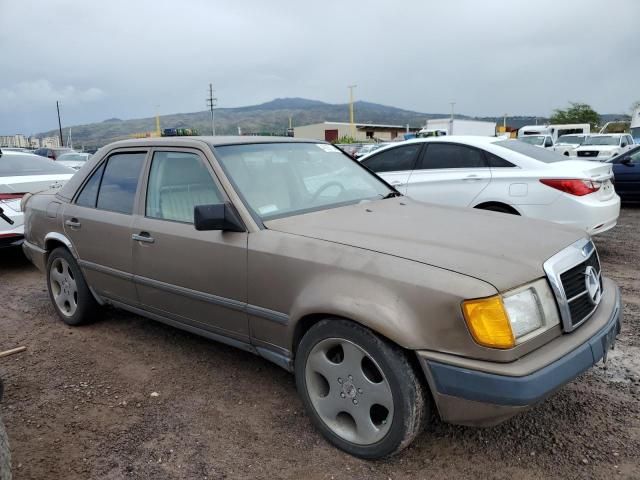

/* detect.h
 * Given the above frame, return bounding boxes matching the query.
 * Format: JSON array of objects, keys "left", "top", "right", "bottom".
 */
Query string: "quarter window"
[
  {"left": 96, "top": 153, "right": 146, "bottom": 214},
  {"left": 146, "top": 151, "right": 222, "bottom": 223},
  {"left": 76, "top": 163, "right": 105, "bottom": 208},
  {"left": 486, "top": 152, "right": 515, "bottom": 168},
  {"left": 418, "top": 143, "right": 487, "bottom": 169},
  {"left": 361, "top": 144, "right": 422, "bottom": 173}
]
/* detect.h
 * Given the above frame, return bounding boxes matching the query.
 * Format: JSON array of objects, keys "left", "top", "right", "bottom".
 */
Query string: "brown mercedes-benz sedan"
[{"left": 22, "top": 137, "right": 621, "bottom": 458}]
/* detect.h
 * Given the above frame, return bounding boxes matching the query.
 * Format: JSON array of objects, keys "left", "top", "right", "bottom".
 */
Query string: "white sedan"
[
  {"left": 0, "top": 149, "right": 75, "bottom": 248},
  {"left": 359, "top": 136, "right": 620, "bottom": 235}
]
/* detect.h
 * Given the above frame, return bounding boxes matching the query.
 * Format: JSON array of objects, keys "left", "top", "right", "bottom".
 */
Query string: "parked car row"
[
  {"left": 518, "top": 132, "right": 636, "bottom": 160},
  {"left": 20, "top": 136, "right": 622, "bottom": 459},
  {"left": 0, "top": 149, "right": 75, "bottom": 248}
]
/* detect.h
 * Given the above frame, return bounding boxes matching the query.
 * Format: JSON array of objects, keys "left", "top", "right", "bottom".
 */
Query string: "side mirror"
[
  {"left": 194, "top": 202, "right": 245, "bottom": 232},
  {"left": 620, "top": 157, "right": 632, "bottom": 165}
]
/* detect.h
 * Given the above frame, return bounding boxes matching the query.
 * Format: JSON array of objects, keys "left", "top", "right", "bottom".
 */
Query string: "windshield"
[
  {"left": 556, "top": 135, "right": 585, "bottom": 145},
  {"left": 58, "top": 153, "right": 89, "bottom": 162},
  {"left": 0, "top": 153, "right": 75, "bottom": 177},
  {"left": 495, "top": 140, "right": 565, "bottom": 163},
  {"left": 519, "top": 136, "right": 545, "bottom": 146},
  {"left": 214, "top": 142, "right": 393, "bottom": 220},
  {"left": 584, "top": 136, "right": 619, "bottom": 146}
]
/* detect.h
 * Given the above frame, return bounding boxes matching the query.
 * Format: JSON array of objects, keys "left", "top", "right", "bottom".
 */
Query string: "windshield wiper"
[{"left": 381, "top": 191, "right": 402, "bottom": 199}]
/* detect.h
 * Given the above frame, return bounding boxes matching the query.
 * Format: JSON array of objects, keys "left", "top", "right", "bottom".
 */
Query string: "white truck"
[
  {"left": 417, "top": 118, "right": 496, "bottom": 137},
  {"left": 518, "top": 123, "right": 590, "bottom": 142}
]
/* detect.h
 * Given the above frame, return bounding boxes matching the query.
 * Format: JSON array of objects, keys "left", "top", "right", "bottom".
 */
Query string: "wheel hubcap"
[
  {"left": 305, "top": 338, "right": 394, "bottom": 445},
  {"left": 49, "top": 258, "right": 78, "bottom": 317}
]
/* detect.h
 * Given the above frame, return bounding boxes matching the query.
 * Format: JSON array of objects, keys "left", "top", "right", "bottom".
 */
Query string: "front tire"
[
  {"left": 46, "top": 247, "right": 98, "bottom": 326},
  {"left": 295, "top": 319, "right": 429, "bottom": 459}
]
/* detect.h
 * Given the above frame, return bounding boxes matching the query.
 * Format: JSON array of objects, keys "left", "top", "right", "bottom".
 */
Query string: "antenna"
[
  {"left": 56, "top": 101, "right": 64, "bottom": 146},
  {"left": 206, "top": 84, "right": 218, "bottom": 136}
]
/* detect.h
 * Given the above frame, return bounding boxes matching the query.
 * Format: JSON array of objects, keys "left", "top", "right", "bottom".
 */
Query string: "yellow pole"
[
  {"left": 155, "top": 106, "right": 161, "bottom": 136},
  {"left": 348, "top": 85, "right": 357, "bottom": 138}
]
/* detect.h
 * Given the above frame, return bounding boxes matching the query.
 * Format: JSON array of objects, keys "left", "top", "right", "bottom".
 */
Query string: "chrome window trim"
[{"left": 543, "top": 237, "right": 601, "bottom": 332}]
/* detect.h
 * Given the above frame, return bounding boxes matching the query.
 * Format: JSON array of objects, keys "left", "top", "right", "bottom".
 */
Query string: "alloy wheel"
[
  {"left": 305, "top": 338, "right": 394, "bottom": 445},
  {"left": 49, "top": 257, "right": 78, "bottom": 317}
]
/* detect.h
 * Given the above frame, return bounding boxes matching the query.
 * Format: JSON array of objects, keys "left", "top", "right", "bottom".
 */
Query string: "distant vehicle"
[
  {"left": 631, "top": 107, "right": 640, "bottom": 142},
  {"left": 518, "top": 135, "right": 554, "bottom": 148},
  {"left": 553, "top": 134, "right": 589, "bottom": 156},
  {"left": 359, "top": 136, "right": 620, "bottom": 235},
  {"left": 607, "top": 145, "right": 640, "bottom": 201},
  {"left": 0, "top": 149, "right": 74, "bottom": 248},
  {"left": 417, "top": 119, "right": 496, "bottom": 137},
  {"left": 574, "top": 134, "right": 635, "bottom": 161},
  {"left": 56, "top": 152, "right": 92, "bottom": 170},
  {"left": 518, "top": 124, "right": 591, "bottom": 142},
  {"left": 354, "top": 143, "right": 389, "bottom": 159},
  {"left": 34, "top": 147, "right": 74, "bottom": 160},
  {"left": 162, "top": 128, "right": 199, "bottom": 137}
]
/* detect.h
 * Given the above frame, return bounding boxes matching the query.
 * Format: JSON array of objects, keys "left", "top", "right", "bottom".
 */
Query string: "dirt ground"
[{"left": 1, "top": 207, "right": 639, "bottom": 480}]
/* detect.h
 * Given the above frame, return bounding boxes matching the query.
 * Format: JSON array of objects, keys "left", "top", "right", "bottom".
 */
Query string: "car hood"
[
  {"left": 264, "top": 198, "right": 584, "bottom": 292},
  {"left": 576, "top": 145, "right": 619, "bottom": 152}
]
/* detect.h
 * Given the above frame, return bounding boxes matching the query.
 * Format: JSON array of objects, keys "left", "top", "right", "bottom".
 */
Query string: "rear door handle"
[
  {"left": 65, "top": 218, "right": 81, "bottom": 228},
  {"left": 132, "top": 232, "right": 155, "bottom": 244},
  {"left": 463, "top": 174, "right": 481, "bottom": 181}
]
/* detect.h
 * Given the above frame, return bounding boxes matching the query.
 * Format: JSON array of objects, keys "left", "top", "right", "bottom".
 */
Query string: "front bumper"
[{"left": 418, "top": 280, "right": 622, "bottom": 426}]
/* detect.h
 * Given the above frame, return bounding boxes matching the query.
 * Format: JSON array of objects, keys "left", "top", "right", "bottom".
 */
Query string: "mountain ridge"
[{"left": 35, "top": 97, "right": 628, "bottom": 148}]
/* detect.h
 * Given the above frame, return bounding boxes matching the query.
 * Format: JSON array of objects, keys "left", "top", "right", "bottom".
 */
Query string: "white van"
[{"left": 518, "top": 123, "right": 590, "bottom": 142}]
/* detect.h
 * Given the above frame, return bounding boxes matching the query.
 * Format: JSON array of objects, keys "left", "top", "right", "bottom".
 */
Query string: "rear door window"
[
  {"left": 361, "top": 144, "right": 422, "bottom": 173},
  {"left": 95, "top": 152, "right": 146, "bottom": 214},
  {"left": 418, "top": 143, "right": 488, "bottom": 169}
]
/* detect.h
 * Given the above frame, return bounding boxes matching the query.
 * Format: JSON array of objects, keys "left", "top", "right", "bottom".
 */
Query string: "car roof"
[
  {"left": 102, "top": 136, "right": 325, "bottom": 150},
  {"left": 589, "top": 133, "right": 624, "bottom": 137}
]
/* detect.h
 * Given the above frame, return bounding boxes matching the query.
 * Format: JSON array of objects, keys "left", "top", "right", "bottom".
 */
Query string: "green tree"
[{"left": 550, "top": 102, "right": 600, "bottom": 129}]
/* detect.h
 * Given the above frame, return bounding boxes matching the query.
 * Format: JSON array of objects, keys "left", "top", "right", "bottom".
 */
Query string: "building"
[
  {"left": 40, "top": 136, "right": 61, "bottom": 148},
  {"left": 0, "top": 134, "right": 29, "bottom": 148},
  {"left": 29, "top": 136, "right": 40, "bottom": 148},
  {"left": 294, "top": 121, "right": 419, "bottom": 142}
]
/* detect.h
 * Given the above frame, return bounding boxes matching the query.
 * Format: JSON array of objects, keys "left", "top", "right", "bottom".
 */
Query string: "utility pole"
[
  {"left": 206, "top": 84, "right": 217, "bottom": 136},
  {"left": 449, "top": 101, "right": 456, "bottom": 121},
  {"left": 449, "top": 101, "right": 455, "bottom": 135},
  {"left": 348, "top": 85, "right": 357, "bottom": 139},
  {"left": 56, "top": 101, "right": 64, "bottom": 146}
]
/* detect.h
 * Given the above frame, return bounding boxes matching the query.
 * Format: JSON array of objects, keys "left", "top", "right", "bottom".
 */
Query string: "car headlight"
[{"left": 462, "top": 279, "right": 560, "bottom": 349}]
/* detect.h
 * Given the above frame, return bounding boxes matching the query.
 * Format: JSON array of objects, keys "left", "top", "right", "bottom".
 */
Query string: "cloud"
[{"left": 0, "top": 80, "right": 105, "bottom": 112}]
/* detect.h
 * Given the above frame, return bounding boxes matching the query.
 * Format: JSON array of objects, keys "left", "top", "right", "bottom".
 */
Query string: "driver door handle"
[{"left": 132, "top": 232, "right": 155, "bottom": 244}]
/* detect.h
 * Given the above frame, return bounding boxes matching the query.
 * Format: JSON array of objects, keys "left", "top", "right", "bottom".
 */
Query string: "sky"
[{"left": 1, "top": 0, "right": 638, "bottom": 135}]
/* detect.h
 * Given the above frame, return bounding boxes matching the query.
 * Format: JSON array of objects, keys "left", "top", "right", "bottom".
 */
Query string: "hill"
[{"left": 35, "top": 97, "right": 630, "bottom": 149}]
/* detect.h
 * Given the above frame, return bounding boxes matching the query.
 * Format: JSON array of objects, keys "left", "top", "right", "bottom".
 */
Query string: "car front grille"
[
  {"left": 577, "top": 150, "right": 598, "bottom": 157},
  {"left": 559, "top": 252, "right": 602, "bottom": 327},
  {"left": 543, "top": 238, "right": 603, "bottom": 332}
]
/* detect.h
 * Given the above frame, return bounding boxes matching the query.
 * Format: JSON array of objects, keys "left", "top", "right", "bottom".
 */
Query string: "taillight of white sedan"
[{"left": 359, "top": 137, "right": 620, "bottom": 235}]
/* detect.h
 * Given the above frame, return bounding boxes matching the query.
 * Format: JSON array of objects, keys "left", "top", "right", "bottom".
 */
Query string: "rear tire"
[
  {"left": 46, "top": 247, "right": 99, "bottom": 326},
  {"left": 295, "top": 319, "right": 429, "bottom": 459}
]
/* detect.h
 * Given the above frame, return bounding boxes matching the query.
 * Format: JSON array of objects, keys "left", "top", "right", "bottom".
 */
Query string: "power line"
[{"left": 206, "top": 84, "right": 217, "bottom": 136}]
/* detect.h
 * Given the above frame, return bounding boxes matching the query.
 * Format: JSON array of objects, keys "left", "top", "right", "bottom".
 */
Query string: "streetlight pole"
[{"left": 348, "top": 85, "right": 357, "bottom": 139}]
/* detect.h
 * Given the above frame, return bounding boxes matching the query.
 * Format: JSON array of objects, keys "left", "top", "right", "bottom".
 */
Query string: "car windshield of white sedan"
[
  {"left": 519, "top": 136, "right": 545, "bottom": 146},
  {"left": 495, "top": 140, "right": 565, "bottom": 163},
  {"left": 584, "top": 136, "right": 619, "bottom": 146},
  {"left": 0, "top": 153, "right": 74, "bottom": 176},
  {"left": 215, "top": 143, "right": 393, "bottom": 220}
]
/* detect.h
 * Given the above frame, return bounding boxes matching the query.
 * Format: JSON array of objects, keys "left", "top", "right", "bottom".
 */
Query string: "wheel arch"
[
  {"left": 44, "top": 232, "right": 78, "bottom": 259},
  {"left": 473, "top": 201, "right": 521, "bottom": 215}
]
